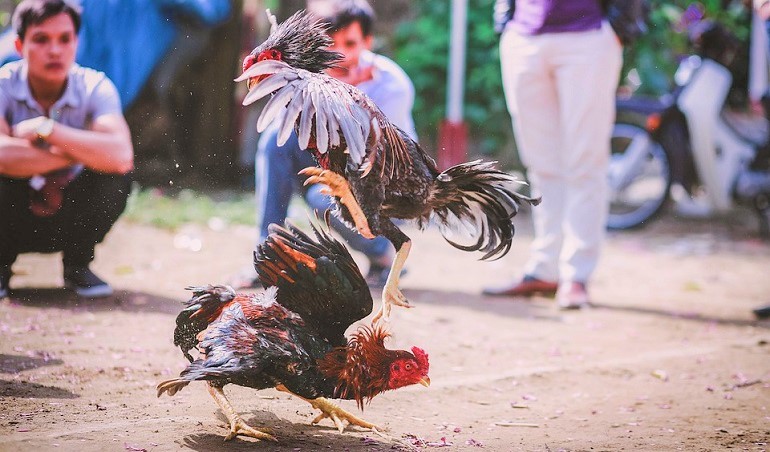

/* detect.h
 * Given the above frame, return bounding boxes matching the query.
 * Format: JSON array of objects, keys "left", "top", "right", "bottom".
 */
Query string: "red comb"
[{"left": 411, "top": 346, "right": 429, "bottom": 373}]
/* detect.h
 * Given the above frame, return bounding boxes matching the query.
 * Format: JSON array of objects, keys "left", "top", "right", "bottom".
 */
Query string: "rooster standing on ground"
[
  {"left": 157, "top": 220, "right": 430, "bottom": 442},
  {"left": 237, "top": 11, "right": 539, "bottom": 323}
]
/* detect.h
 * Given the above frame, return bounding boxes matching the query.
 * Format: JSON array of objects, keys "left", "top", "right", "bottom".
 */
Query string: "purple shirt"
[{"left": 510, "top": 0, "right": 603, "bottom": 35}]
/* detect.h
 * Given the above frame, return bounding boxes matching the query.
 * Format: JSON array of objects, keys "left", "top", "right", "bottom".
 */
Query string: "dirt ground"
[{"left": 1, "top": 207, "right": 769, "bottom": 452}]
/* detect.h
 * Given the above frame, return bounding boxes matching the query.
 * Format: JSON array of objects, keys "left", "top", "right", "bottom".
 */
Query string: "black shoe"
[
  {"left": 63, "top": 266, "right": 113, "bottom": 298},
  {"left": 754, "top": 305, "right": 770, "bottom": 319},
  {"left": 0, "top": 266, "right": 10, "bottom": 299}
]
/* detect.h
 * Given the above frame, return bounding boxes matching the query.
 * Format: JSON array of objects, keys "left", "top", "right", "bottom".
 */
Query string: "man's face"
[
  {"left": 328, "top": 21, "right": 372, "bottom": 70},
  {"left": 15, "top": 13, "right": 78, "bottom": 86}
]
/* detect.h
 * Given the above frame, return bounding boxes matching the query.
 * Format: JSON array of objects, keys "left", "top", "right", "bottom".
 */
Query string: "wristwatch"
[{"left": 36, "top": 117, "right": 55, "bottom": 141}]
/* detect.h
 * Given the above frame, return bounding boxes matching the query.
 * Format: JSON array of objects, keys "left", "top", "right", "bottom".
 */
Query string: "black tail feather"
[{"left": 430, "top": 160, "right": 539, "bottom": 260}]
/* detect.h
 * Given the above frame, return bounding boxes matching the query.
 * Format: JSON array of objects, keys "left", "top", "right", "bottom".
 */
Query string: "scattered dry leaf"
[
  {"left": 426, "top": 437, "right": 453, "bottom": 447},
  {"left": 123, "top": 444, "right": 147, "bottom": 452},
  {"left": 494, "top": 421, "right": 539, "bottom": 428}
]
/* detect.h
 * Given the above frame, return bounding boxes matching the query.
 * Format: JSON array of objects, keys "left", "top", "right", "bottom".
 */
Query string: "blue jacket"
[{"left": 0, "top": 0, "right": 231, "bottom": 109}]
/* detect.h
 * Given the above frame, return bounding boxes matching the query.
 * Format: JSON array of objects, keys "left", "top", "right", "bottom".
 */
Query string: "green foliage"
[
  {"left": 625, "top": 0, "right": 750, "bottom": 97},
  {"left": 393, "top": 0, "right": 508, "bottom": 157},
  {"left": 123, "top": 187, "right": 255, "bottom": 230}
]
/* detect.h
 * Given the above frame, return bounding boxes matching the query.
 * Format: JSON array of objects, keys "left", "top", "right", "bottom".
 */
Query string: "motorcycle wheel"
[{"left": 607, "top": 122, "right": 672, "bottom": 230}]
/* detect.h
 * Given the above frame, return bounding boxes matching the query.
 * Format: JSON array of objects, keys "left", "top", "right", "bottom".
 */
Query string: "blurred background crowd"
[{"left": 0, "top": 0, "right": 756, "bottom": 190}]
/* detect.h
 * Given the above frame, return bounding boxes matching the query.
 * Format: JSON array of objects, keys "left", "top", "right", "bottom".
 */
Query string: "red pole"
[
  {"left": 437, "top": 119, "right": 468, "bottom": 170},
  {"left": 439, "top": 0, "right": 468, "bottom": 171}
]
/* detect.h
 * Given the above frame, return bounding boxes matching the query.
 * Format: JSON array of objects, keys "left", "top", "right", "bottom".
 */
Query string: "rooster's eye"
[{"left": 405, "top": 363, "right": 412, "bottom": 370}]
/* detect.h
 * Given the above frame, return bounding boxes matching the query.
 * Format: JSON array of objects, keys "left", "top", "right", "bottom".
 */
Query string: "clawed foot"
[
  {"left": 309, "top": 398, "right": 384, "bottom": 435},
  {"left": 299, "top": 167, "right": 375, "bottom": 239},
  {"left": 223, "top": 417, "right": 277, "bottom": 442},
  {"left": 372, "top": 284, "right": 411, "bottom": 325},
  {"left": 371, "top": 242, "right": 412, "bottom": 325},
  {"left": 207, "top": 383, "right": 277, "bottom": 442}
]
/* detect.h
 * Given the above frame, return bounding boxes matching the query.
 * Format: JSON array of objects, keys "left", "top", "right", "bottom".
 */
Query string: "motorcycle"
[{"left": 607, "top": 21, "right": 770, "bottom": 236}]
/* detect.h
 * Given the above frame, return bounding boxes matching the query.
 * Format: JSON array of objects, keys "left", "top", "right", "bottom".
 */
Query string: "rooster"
[
  {"left": 156, "top": 220, "right": 430, "bottom": 442},
  {"left": 236, "top": 10, "right": 539, "bottom": 323}
]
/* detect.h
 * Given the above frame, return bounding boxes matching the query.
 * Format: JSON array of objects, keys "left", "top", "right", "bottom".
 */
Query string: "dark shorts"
[{"left": 0, "top": 170, "right": 131, "bottom": 267}]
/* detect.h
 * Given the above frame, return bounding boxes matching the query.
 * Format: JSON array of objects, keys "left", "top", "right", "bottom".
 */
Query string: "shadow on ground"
[
  {"left": 179, "top": 409, "right": 403, "bottom": 451},
  {"left": 398, "top": 288, "right": 770, "bottom": 329},
  {"left": 594, "top": 302, "right": 770, "bottom": 329},
  {"left": 0, "top": 353, "right": 63, "bottom": 374},
  {"left": 0, "top": 353, "right": 74, "bottom": 400},
  {"left": 383, "top": 287, "right": 563, "bottom": 322},
  {"left": 5, "top": 289, "right": 181, "bottom": 314},
  {"left": 0, "top": 378, "right": 78, "bottom": 399}
]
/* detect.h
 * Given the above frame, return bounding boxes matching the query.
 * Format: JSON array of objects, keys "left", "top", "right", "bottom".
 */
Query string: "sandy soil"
[{"left": 1, "top": 208, "right": 769, "bottom": 452}]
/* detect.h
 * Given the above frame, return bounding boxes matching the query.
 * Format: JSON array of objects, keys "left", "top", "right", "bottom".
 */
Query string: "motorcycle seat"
[
  {"left": 721, "top": 109, "right": 768, "bottom": 146},
  {"left": 616, "top": 95, "right": 671, "bottom": 115}
]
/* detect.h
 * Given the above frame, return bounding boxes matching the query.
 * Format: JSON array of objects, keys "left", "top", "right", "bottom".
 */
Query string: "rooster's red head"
[
  {"left": 241, "top": 10, "right": 342, "bottom": 90},
  {"left": 318, "top": 325, "right": 430, "bottom": 409},
  {"left": 388, "top": 346, "right": 431, "bottom": 390}
]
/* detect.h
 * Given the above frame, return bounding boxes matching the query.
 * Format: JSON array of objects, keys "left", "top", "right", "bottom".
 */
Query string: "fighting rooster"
[
  {"left": 157, "top": 220, "right": 430, "bottom": 442},
  {"left": 236, "top": 11, "right": 539, "bottom": 322}
]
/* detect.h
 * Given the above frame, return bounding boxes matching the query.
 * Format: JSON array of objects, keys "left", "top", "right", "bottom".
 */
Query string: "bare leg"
[
  {"left": 207, "top": 383, "right": 277, "bottom": 442},
  {"left": 299, "top": 167, "right": 375, "bottom": 239},
  {"left": 275, "top": 384, "right": 383, "bottom": 434},
  {"left": 372, "top": 241, "right": 412, "bottom": 324}
]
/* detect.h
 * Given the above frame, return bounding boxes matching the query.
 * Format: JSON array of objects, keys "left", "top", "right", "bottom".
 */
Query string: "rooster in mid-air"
[
  {"left": 157, "top": 220, "right": 430, "bottom": 442},
  {"left": 236, "top": 11, "right": 539, "bottom": 323}
]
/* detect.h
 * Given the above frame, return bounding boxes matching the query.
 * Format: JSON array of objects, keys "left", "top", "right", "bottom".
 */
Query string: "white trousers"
[{"left": 500, "top": 22, "right": 622, "bottom": 284}]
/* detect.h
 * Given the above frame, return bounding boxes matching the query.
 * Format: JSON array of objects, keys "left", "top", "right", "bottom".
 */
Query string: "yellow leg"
[
  {"left": 371, "top": 241, "right": 412, "bottom": 325},
  {"left": 207, "top": 383, "right": 277, "bottom": 442},
  {"left": 275, "top": 384, "right": 383, "bottom": 434},
  {"left": 299, "top": 167, "right": 375, "bottom": 239}
]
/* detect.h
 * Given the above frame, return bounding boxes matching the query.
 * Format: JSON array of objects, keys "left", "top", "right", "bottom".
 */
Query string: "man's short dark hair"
[
  {"left": 13, "top": 0, "right": 82, "bottom": 41},
  {"left": 322, "top": 0, "right": 375, "bottom": 37}
]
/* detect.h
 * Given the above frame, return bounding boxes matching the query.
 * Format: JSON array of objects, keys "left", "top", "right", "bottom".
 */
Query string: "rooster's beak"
[
  {"left": 234, "top": 62, "right": 265, "bottom": 90},
  {"left": 418, "top": 376, "right": 431, "bottom": 387}
]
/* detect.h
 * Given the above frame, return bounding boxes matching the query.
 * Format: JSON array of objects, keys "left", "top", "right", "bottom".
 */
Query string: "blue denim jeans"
[{"left": 255, "top": 127, "right": 392, "bottom": 261}]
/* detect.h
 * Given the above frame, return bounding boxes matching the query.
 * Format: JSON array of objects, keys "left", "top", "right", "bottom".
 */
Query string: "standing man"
[
  {"left": 484, "top": 0, "right": 631, "bottom": 309},
  {"left": 0, "top": 0, "right": 134, "bottom": 299},
  {"left": 239, "top": 0, "right": 417, "bottom": 288}
]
